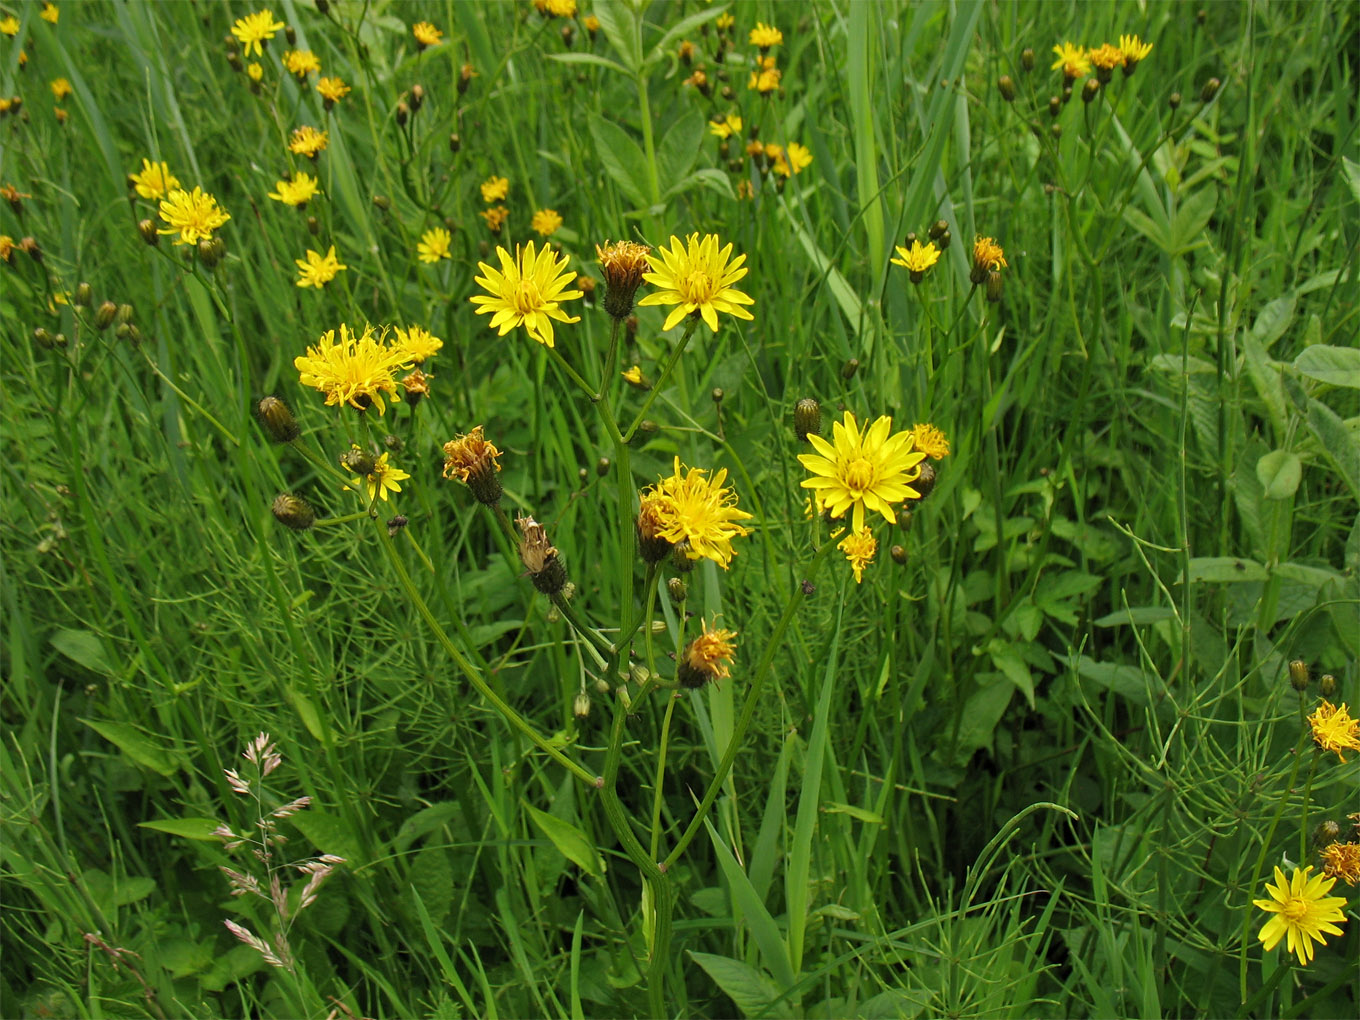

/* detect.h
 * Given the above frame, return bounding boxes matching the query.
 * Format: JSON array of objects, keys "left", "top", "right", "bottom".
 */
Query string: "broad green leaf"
[
  {"left": 656, "top": 108, "right": 705, "bottom": 188},
  {"left": 1121, "top": 205, "right": 1170, "bottom": 251},
  {"left": 80, "top": 718, "right": 179, "bottom": 776},
  {"left": 1306, "top": 398, "right": 1360, "bottom": 500},
  {"left": 588, "top": 115, "right": 652, "bottom": 209},
  {"left": 589, "top": 1, "right": 641, "bottom": 74},
  {"left": 988, "top": 640, "right": 1035, "bottom": 708},
  {"left": 51, "top": 629, "right": 114, "bottom": 675},
  {"left": 407, "top": 847, "right": 455, "bottom": 926},
  {"left": 1169, "top": 187, "right": 1217, "bottom": 255},
  {"left": 290, "top": 810, "right": 364, "bottom": 864},
  {"left": 822, "top": 802, "right": 884, "bottom": 825},
  {"left": 546, "top": 51, "right": 631, "bottom": 76},
  {"left": 952, "top": 677, "right": 1013, "bottom": 765},
  {"left": 524, "top": 802, "right": 604, "bottom": 877},
  {"left": 1186, "top": 557, "right": 1269, "bottom": 583},
  {"left": 1294, "top": 345, "right": 1360, "bottom": 388},
  {"left": 688, "top": 952, "right": 780, "bottom": 1018},
  {"left": 1248, "top": 294, "right": 1296, "bottom": 349},
  {"left": 394, "top": 801, "right": 460, "bottom": 854},
  {"left": 1271, "top": 562, "right": 1344, "bottom": 586},
  {"left": 1255, "top": 450, "right": 1302, "bottom": 500},
  {"left": 138, "top": 817, "right": 223, "bottom": 840},
  {"left": 1076, "top": 656, "right": 1151, "bottom": 707}
]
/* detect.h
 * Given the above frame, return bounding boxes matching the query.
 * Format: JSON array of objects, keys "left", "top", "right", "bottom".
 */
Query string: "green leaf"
[
  {"left": 546, "top": 51, "right": 631, "bottom": 76},
  {"left": 290, "top": 810, "right": 364, "bottom": 864},
  {"left": 988, "top": 640, "right": 1035, "bottom": 708},
  {"left": 1186, "top": 557, "right": 1269, "bottom": 583},
  {"left": 80, "top": 718, "right": 179, "bottom": 777},
  {"left": 51, "top": 629, "right": 114, "bottom": 675},
  {"left": 407, "top": 847, "right": 455, "bottom": 927},
  {"left": 1093, "top": 606, "right": 1176, "bottom": 627},
  {"left": 588, "top": 115, "right": 652, "bottom": 209},
  {"left": 688, "top": 952, "right": 780, "bottom": 1018},
  {"left": 1248, "top": 294, "right": 1296, "bottom": 349},
  {"left": 822, "top": 802, "right": 883, "bottom": 825},
  {"left": 1076, "top": 656, "right": 1151, "bottom": 707},
  {"left": 1169, "top": 187, "right": 1217, "bottom": 255},
  {"left": 1294, "top": 345, "right": 1360, "bottom": 388},
  {"left": 524, "top": 802, "right": 605, "bottom": 877},
  {"left": 1306, "top": 398, "right": 1360, "bottom": 500},
  {"left": 952, "top": 677, "right": 1013, "bottom": 765},
  {"left": 589, "top": 1, "right": 641, "bottom": 73},
  {"left": 1121, "top": 205, "right": 1170, "bottom": 251},
  {"left": 394, "top": 801, "right": 460, "bottom": 854},
  {"left": 656, "top": 108, "right": 705, "bottom": 188},
  {"left": 138, "top": 817, "right": 223, "bottom": 840},
  {"left": 1255, "top": 450, "right": 1302, "bottom": 500},
  {"left": 644, "top": 5, "right": 728, "bottom": 67}
]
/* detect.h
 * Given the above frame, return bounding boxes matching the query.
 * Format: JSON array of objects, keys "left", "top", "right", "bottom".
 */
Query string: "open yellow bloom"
[
  {"left": 799, "top": 412, "right": 926, "bottom": 533},
  {"left": 910, "top": 423, "right": 950, "bottom": 459},
  {"left": 417, "top": 227, "right": 452, "bottom": 264},
  {"left": 678, "top": 620, "right": 738, "bottom": 689},
  {"left": 1321, "top": 843, "right": 1360, "bottom": 886},
  {"left": 1118, "top": 34, "right": 1153, "bottom": 68},
  {"left": 294, "top": 245, "right": 346, "bottom": 288},
  {"left": 412, "top": 21, "right": 443, "bottom": 48},
  {"left": 268, "top": 171, "right": 320, "bottom": 206},
  {"left": 531, "top": 208, "right": 562, "bottom": 237},
  {"left": 637, "top": 233, "right": 754, "bottom": 333},
  {"left": 42, "top": 4, "right": 59, "bottom": 25},
  {"left": 231, "top": 9, "right": 285, "bottom": 57},
  {"left": 1051, "top": 41, "right": 1091, "bottom": 79},
  {"left": 157, "top": 187, "right": 230, "bottom": 245},
  {"left": 294, "top": 323, "right": 408, "bottom": 414},
  {"left": 640, "top": 458, "right": 753, "bottom": 568},
  {"left": 288, "top": 125, "right": 328, "bottom": 158},
  {"left": 786, "top": 142, "right": 813, "bottom": 174},
  {"left": 1253, "top": 866, "right": 1348, "bottom": 966},
  {"left": 480, "top": 206, "right": 509, "bottom": 233},
  {"left": 130, "top": 159, "right": 180, "bottom": 201},
  {"left": 346, "top": 451, "right": 409, "bottom": 503},
  {"left": 838, "top": 528, "right": 877, "bottom": 584},
  {"left": 50, "top": 78, "right": 72, "bottom": 101},
  {"left": 1308, "top": 700, "right": 1360, "bottom": 762},
  {"left": 283, "top": 49, "right": 320, "bottom": 78},
  {"left": 749, "top": 22, "right": 783, "bottom": 49},
  {"left": 393, "top": 324, "right": 442, "bottom": 363},
  {"left": 469, "top": 241, "right": 582, "bottom": 348},
  {"left": 708, "top": 113, "right": 742, "bottom": 139},
  {"left": 891, "top": 239, "right": 941, "bottom": 278},
  {"left": 317, "top": 76, "right": 350, "bottom": 104},
  {"left": 0, "top": 16, "right": 18, "bottom": 36},
  {"left": 480, "top": 175, "right": 510, "bottom": 203}
]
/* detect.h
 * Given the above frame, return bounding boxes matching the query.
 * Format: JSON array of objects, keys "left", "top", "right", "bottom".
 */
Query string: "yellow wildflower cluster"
[
  {"left": 294, "top": 323, "right": 442, "bottom": 414},
  {"left": 1051, "top": 35, "right": 1153, "bottom": 82}
]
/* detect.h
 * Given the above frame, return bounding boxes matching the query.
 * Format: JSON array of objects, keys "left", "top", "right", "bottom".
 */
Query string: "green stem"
[{"left": 623, "top": 318, "right": 701, "bottom": 443}]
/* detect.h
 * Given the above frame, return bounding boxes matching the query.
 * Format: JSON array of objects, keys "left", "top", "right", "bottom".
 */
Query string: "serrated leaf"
[
  {"left": 80, "top": 718, "right": 179, "bottom": 777},
  {"left": 524, "top": 802, "right": 604, "bottom": 877},
  {"left": 1294, "top": 345, "right": 1360, "bottom": 388},
  {"left": 51, "top": 629, "right": 114, "bottom": 675},
  {"left": 1255, "top": 450, "right": 1302, "bottom": 500},
  {"left": 139, "top": 817, "right": 223, "bottom": 840},
  {"left": 588, "top": 115, "right": 652, "bottom": 208},
  {"left": 689, "top": 952, "right": 779, "bottom": 1018},
  {"left": 656, "top": 108, "right": 705, "bottom": 187}
]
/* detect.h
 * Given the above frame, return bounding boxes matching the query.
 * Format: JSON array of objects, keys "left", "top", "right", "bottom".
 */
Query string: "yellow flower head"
[
  {"left": 247, "top": 62, "right": 264, "bottom": 82},
  {"left": 231, "top": 9, "right": 286, "bottom": 58},
  {"left": 715, "top": 13, "right": 734, "bottom": 31},
  {"left": 1089, "top": 43, "right": 1124, "bottom": 71},
  {"left": 393, "top": 324, "right": 443, "bottom": 363},
  {"left": 442, "top": 426, "right": 502, "bottom": 483},
  {"left": 749, "top": 22, "right": 783, "bottom": 50},
  {"left": 786, "top": 142, "right": 813, "bottom": 174},
  {"left": 621, "top": 364, "right": 649, "bottom": 389},
  {"left": 470, "top": 241, "right": 583, "bottom": 349},
  {"left": 267, "top": 171, "right": 321, "bottom": 207},
  {"left": 480, "top": 205, "right": 509, "bottom": 233},
  {"left": 417, "top": 227, "right": 452, "bottom": 263},
  {"left": 678, "top": 620, "right": 738, "bottom": 689},
  {"left": 294, "top": 323, "right": 408, "bottom": 414},
  {"left": 838, "top": 528, "right": 878, "bottom": 584},
  {"left": 891, "top": 239, "right": 941, "bottom": 278},
  {"left": 0, "top": 235, "right": 13, "bottom": 263},
  {"left": 344, "top": 449, "right": 409, "bottom": 503},
  {"left": 749, "top": 61, "right": 782, "bottom": 94},
  {"left": 1321, "top": 842, "right": 1360, "bottom": 886},
  {"left": 294, "top": 245, "right": 346, "bottom": 288},
  {"left": 1308, "top": 700, "right": 1360, "bottom": 762},
  {"left": 0, "top": 16, "right": 18, "bottom": 36},
  {"left": 545, "top": 0, "right": 577, "bottom": 17},
  {"left": 41, "top": 4, "right": 59, "bottom": 24},
  {"left": 289, "top": 125, "right": 329, "bottom": 158},
  {"left": 157, "top": 187, "right": 230, "bottom": 245},
  {"left": 531, "top": 208, "right": 563, "bottom": 237},
  {"left": 283, "top": 49, "right": 321, "bottom": 78},
  {"left": 596, "top": 239, "right": 651, "bottom": 318},
  {"left": 1253, "top": 865, "right": 1348, "bottom": 966},
  {"left": 636, "top": 232, "right": 754, "bottom": 333},
  {"left": 799, "top": 411, "right": 927, "bottom": 533},
  {"left": 317, "top": 76, "right": 351, "bottom": 104},
  {"left": 971, "top": 234, "right": 1007, "bottom": 283},
  {"left": 640, "top": 457, "right": 754, "bottom": 568},
  {"left": 130, "top": 158, "right": 180, "bottom": 201},
  {"left": 1118, "top": 34, "right": 1153, "bottom": 69},
  {"left": 412, "top": 21, "right": 443, "bottom": 48},
  {"left": 50, "top": 78, "right": 72, "bottom": 102},
  {"left": 708, "top": 113, "right": 743, "bottom": 140},
  {"left": 480, "top": 175, "right": 509, "bottom": 203},
  {"left": 910, "top": 423, "right": 950, "bottom": 459},
  {"left": 1051, "top": 41, "right": 1091, "bottom": 79},
  {"left": 583, "top": 14, "right": 600, "bottom": 33}
]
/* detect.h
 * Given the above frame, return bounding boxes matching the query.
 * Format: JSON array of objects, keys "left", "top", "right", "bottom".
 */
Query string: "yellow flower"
[
  {"left": 1321, "top": 843, "right": 1360, "bottom": 886},
  {"left": 1089, "top": 43, "right": 1123, "bottom": 73},
  {"left": 891, "top": 239, "right": 941, "bottom": 281},
  {"left": 597, "top": 239, "right": 652, "bottom": 319},
  {"left": 715, "top": 13, "right": 734, "bottom": 31},
  {"left": 157, "top": 187, "right": 230, "bottom": 245},
  {"left": 838, "top": 528, "right": 877, "bottom": 583},
  {"left": 282, "top": 49, "right": 321, "bottom": 78},
  {"left": 799, "top": 411, "right": 927, "bottom": 533},
  {"left": 442, "top": 426, "right": 504, "bottom": 506},
  {"left": 412, "top": 21, "right": 443, "bottom": 48},
  {"left": 0, "top": 15, "right": 18, "bottom": 36},
  {"left": 417, "top": 227, "right": 452, "bottom": 264},
  {"left": 289, "top": 125, "right": 329, "bottom": 157},
  {"left": 910, "top": 423, "right": 950, "bottom": 460},
  {"left": 678, "top": 620, "right": 738, "bottom": 689},
  {"left": 400, "top": 368, "right": 432, "bottom": 401},
  {"left": 294, "top": 245, "right": 346, "bottom": 288},
  {"left": 392, "top": 324, "right": 443, "bottom": 363},
  {"left": 1050, "top": 41, "right": 1091, "bottom": 79},
  {"left": 480, "top": 205, "right": 509, "bottom": 233},
  {"left": 786, "top": 142, "right": 812, "bottom": 174},
  {"left": 641, "top": 457, "right": 754, "bottom": 568},
  {"left": 748, "top": 22, "right": 782, "bottom": 49},
  {"left": 583, "top": 15, "right": 600, "bottom": 33},
  {"left": 545, "top": 0, "right": 577, "bottom": 17},
  {"left": 971, "top": 234, "right": 1007, "bottom": 284},
  {"left": 346, "top": 450, "right": 409, "bottom": 503},
  {"left": 637, "top": 233, "right": 754, "bottom": 333},
  {"left": 317, "top": 76, "right": 350, "bottom": 104},
  {"left": 231, "top": 9, "right": 286, "bottom": 58},
  {"left": 41, "top": 4, "right": 59, "bottom": 24},
  {"left": 130, "top": 158, "right": 180, "bottom": 200},
  {"left": 708, "top": 113, "right": 742, "bottom": 139},
  {"left": 247, "top": 62, "right": 263, "bottom": 83},
  {"left": 294, "top": 323, "right": 408, "bottom": 414},
  {"left": 1308, "top": 700, "right": 1360, "bottom": 762},
  {"left": 621, "top": 364, "right": 649, "bottom": 389},
  {"left": 531, "top": 208, "right": 563, "bottom": 237},
  {"left": 480, "top": 175, "right": 509, "bottom": 203},
  {"left": 267, "top": 171, "right": 320, "bottom": 207},
  {"left": 0, "top": 235, "right": 13, "bottom": 263},
  {"left": 748, "top": 58, "right": 781, "bottom": 93},
  {"left": 1118, "top": 33, "right": 1153, "bottom": 68},
  {"left": 1253, "top": 866, "right": 1348, "bottom": 966},
  {"left": 470, "top": 241, "right": 583, "bottom": 348},
  {"left": 50, "top": 78, "right": 72, "bottom": 102}
]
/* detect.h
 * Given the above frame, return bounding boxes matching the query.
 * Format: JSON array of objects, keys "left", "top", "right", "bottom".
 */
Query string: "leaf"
[
  {"left": 407, "top": 847, "right": 455, "bottom": 927},
  {"left": 1255, "top": 450, "right": 1302, "bottom": 500},
  {"left": 645, "top": 5, "right": 728, "bottom": 67},
  {"left": 1305, "top": 398, "right": 1360, "bottom": 500},
  {"left": 952, "top": 677, "right": 1013, "bottom": 765},
  {"left": 1186, "top": 557, "right": 1269, "bottom": 583},
  {"left": 80, "top": 718, "right": 179, "bottom": 776},
  {"left": 988, "top": 640, "right": 1035, "bottom": 709},
  {"left": 664, "top": 167, "right": 735, "bottom": 202},
  {"left": 1169, "top": 187, "right": 1217, "bottom": 255},
  {"left": 1121, "top": 205, "right": 1170, "bottom": 251},
  {"left": 1342, "top": 155, "right": 1360, "bottom": 206},
  {"left": 821, "top": 802, "right": 884, "bottom": 825},
  {"left": 1248, "top": 294, "right": 1296, "bottom": 349},
  {"left": 138, "top": 817, "right": 223, "bottom": 840},
  {"left": 546, "top": 51, "right": 631, "bottom": 76},
  {"left": 524, "top": 802, "right": 605, "bottom": 877},
  {"left": 1076, "top": 656, "right": 1151, "bottom": 707},
  {"left": 51, "top": 629, "right": 114, "bottom": 675},
  {"left": 589, "top": 1, "right": 641, "bottom": 73},
  {"left": 1093, "top": 606, "right": 1176, "bottom": 627},
  {"left": 656, "top": 108, "right": 705, "bottom": 188},
  {"left": 290, "top": 810, "right": 364, "bottom": 864},
  {"left": 588, "top": 115, "right": 652, "bottom": 209},
  {"left": 688, "top": 952, "right": 780, "bottom": 1018},
  {"left": 394, "top": 801, "right": 460, "bottom": 854},
  {"left": 1294, "top": 345, "right": 1360, "bottom": 388}
]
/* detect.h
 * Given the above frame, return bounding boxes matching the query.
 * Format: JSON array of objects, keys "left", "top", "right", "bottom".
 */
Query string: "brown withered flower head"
[
  {"left": 596, "top": 239, "right": 652, "bottom": 320},
  {"left": 516, "top": 515, "right": 568, "bottom": 595},
  {"left": 442, "top": 425, "right": 503, "bottom": 505}
]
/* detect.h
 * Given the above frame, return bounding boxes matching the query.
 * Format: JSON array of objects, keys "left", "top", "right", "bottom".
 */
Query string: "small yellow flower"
[
  {"left": 294, "top": 323, "right": 408, "bottom": 414},
  {"left": 891, "top": 239, "right": 941, "bottom": 281},
  {"left": 346, "top": 450, "right": 409, "bottom": 503},
  {"left": 799, "top": 411, "right": 927, "bottom": 533},
  {"left": 715, "top": 13, "right": 734, "bottom": 31},
  {"left": 1089, "top": 43, "right": 1123, "bottom": 73},
  {"left": 1050, "top": 41, "right": 1091, "bottom": 79},
  {"left": 545, "top": 0, "right": 577, "bottom": 17},
  {"left": 294, "top": 245, "right": 346, "bottom": 288},
  {"left": 231, "top": 9, "right": 286, "bottom": 58},
  {"left": 838, "top": 528, "right": 877, "bottom": 584},
  {"left": 480, "top": 175, "right": 509, "bottom": 203},
  {"left": 678, "top": 620, "right": 738, "bottom": 689},
  {"left": 748, "top": 22, "right": 782, "bottom": 49},
  {"left": 583, "top": 14, "right": 600, "bottom": 33},
  {"left": 621, "top": 364, "right": 649, "bottom": 389},
  {"left": 786, "top": 142, "right": 812, "bottom": 174},
  {"left": 157, "top": 187, "right": 230, "bottom": 245},
  {"left": 480, "top": 206, "right": 509, "bottom": 233},
  {"left": 282, "top": 49, "right": 321, "bottom": 78},
  {"left": 41, "top": 4, "right": 59, "bottom": 24},
  {"left": 0, "top": 16, "right": 20, "bottom": 36},
  {"left": 289, "top": 125, "right": 328, "bottom": 158},
  {"left": 130, "top": 158, "right": 180, "bottom": 201},
  {"left": 267, "top": 171, "right": 321, "bottom": 207},
  {"left": 910, "top": 423, "right": 950, "bottom": 460},
  {"left": 392, "top": 324, "right": 443, "bottom": 363},
  {"left": 640, "top": 458, "right": 754, "bottom": 568},
  {"left": 748, "top": 57, "right": 781, "bottom": 94},
  {"left": 1321, "top": 842, "right": 1360, "bottom": 886},
  {"left": 470, "top": 241, "right": 583, "bottom": 348},
  {"left": 1308, "top": 700, "right": 1360, "bottom": 762},
  {"left": 1118, "top": 33, "right": 1153, "bottom": 69},
  {"left": 317, "top": 76, "right": 350, "bottom": 104},
  {"left": 971, "top": 235, "right": 1007, "bottom": 284},
  {"left": 531, "top": 208, "right": 563, "bottom": 237},
  {"left": 637, "top": 233, "right": 754, "bottom": 333},
  {"left": 1253, "top": 865, "right": 1348, "bottom": 966},
  {"left": 708, "top": 113, "right": 742, "bottom": 139},
  {"left": 417, "top": 227, "right": 452, "bottom": 264},
  {"left": 49, "top": 78, "right": 72, "bottom": 102},
  {"left": 0, "top": 235, "right": 14, "bottom": 263},
  {"left": 412, "top": 21, "right": 443, "bottom": 48},
  {"left": 246, "top": 62, "right": 264, "bottom": 83}
]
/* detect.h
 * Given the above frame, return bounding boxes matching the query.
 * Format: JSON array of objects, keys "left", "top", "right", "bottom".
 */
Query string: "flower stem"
[{"left": 622, "top": 318, "right": 700, "bottom": 443}]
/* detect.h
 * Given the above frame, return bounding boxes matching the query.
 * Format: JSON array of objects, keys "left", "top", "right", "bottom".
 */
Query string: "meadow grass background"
[{"left": 2, "top": 0, "right": 1358, "bottom": 1017}]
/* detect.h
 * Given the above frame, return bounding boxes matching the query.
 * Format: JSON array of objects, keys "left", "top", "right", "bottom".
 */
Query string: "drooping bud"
[
  {"left": 1200, "top": 77, "right": 1220, "bottom": 103},
  {"left": 997, "top": 75, "right": 1016, "bottom": 102},
  {"left": 1289, "top": 660, "right": 1311, "bottom": 691},
  {"left": 255, "top": 395, "right": 301, "bottom": 443},
  {"left": 271, "top": 493, "right": 316, "bottom": 531},
  {"left": 794, "top": 397, "right": 821, "bottom": 441},
  {"left": 516, "top": 515, "right": 568, "bottom": 596},
  {"left": 138, "top": 218, "right": 159, "bottom": 245}
]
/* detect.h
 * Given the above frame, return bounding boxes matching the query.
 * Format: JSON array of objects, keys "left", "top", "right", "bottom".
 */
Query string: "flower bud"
[
  {"left": 458, "top": 63, "right": 476, "bottom": 95},
  {"left": 1048, "top": 96, "right": 1062, "bottom": 118},
  {"left": 116, "top": 303, "right": 134, "bottom": 325},
  {"left": 33, "top": 327, "right": 56, "bottom": 349},
  {"left": 449, "top": 132, "right": 461, "bottom": 153},
  {"left": 307, "top": 215, "right": 320, "bottom": 235},
  {"left": 794, "top": 397, "right": 821, "bottom": 441},
  {"left": 255, "top": 395, "right": 301, "bottom": 443},
  {"left": 1319, "top": 673, "right": 1337, "bottom": 698},
  {"left": 841, "top": 358, "right": 860, "bottom": 380},
  {"left": 986, "top": 269, "right": 1004, "bottom": 303},
  {"left": 285, "top": 25, "right": 296, "bottom": 46},
  {"left": 272, "top": 494, "right": 316, "bottom": 531},
  {"left": 138, "top": 218, "right": 159, "bottom": 245},
  {"left": 573, "top": 691, "right": 591, "bottom": 719},
  {"left": 341, "top": 446, "right": 377, "bottom": 476},
  {"left": 636, "top": 496, "right": 672, "bottom": 565},
  {"left": 395, "top": 101, "right": 409, "bottom": 126},
  {"left": 114, "top": 323, "right": 131, "bottom": 341},
  {"left": 937, "top": 230, "right": 951, "bottom": 250},
  {"left": 890, "top": 544, "right": 908, "bottom": 565},
  {"left": 1289, "top": 660, "right": 1310, "bottom": 691},
  {"left": 1021, "top": 47, "right": 1035, "bottom": 72},
  {"left": 561, "top": 23, "right": 574, "bottom": 47},
  {"left": 410, "top": 84, "right": 424, "bottom": 112},
  {"left": 74, "top": 282, "right": 92, "bottom": 307},
  {"left": 997, "top": 75, "right": 1016, "bottom": 102},
  {"left": 928, "top": 220, "right": 949, "bottom": 240},
  {"left": 667, "top": 577, "right": 688, "bottom": 604},
  {"left": 1314, "top": 819, "right": 1341, "bottom": 847},
  {"left": 595, "top": 457, "right": 611, "bottom": 476},
  {"left": 95, "top": 300, "right": 117, "bottom": 329},
  {"left": 711, "top": 387, "right": 724, "bottom": 404},
  {"left": 386, "top": 515, "right": 408, "bottom": 537},
  {"left": 914, "top": 461, "right": 937, "bottom": 500},
  {"left": 124, "top": 325, "right": 143, "bottom": 345},
  {"left": 197, "top": 237, "right": 223, "bottom": 267},
  {"left": 896, "top": 506, "right": 913, "bottom": 530},
  {"left": 1051, "top": 123, "right": 1063, "bottom": 139},
  {"left": 372, "top": 194, "right": 390, "bottom": 211},
  {"left": 316, "top": 0, "right": 330, "bottom": 13},
  {"left": 625, "top": 315, "right": 638, "bottom": 338},
  {"left": 1168, "top": 92, "right": 1181, "bottom": 110},
  {"left": 638, "top": 419, "right": 658, "bottom": 433},
  {"left": 1081, "top": 79, "right": 1100, "bottom": 104},
  {"left": 1062, "top": 85, "right": 1073, "bottom": 104},
  {"left": 670, "top": 540, "right": 696, "bottom": 573},
  {"left": 1197, "top": 8, "right": 1207, "bottom": 24},
  {"left": 19, "top": 236, "right": 41, "bottom": 262},
  {"left": 1200, "top": 77, "right": 1220, "bottom": 103},
  {"left": 226, "top": 52, "right": 243, "bottom": 73}
]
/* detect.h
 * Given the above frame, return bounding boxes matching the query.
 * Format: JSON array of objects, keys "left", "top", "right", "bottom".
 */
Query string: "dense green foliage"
[{"left": 2, "top": 1, "right": 1358, "bottom": 1017}]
